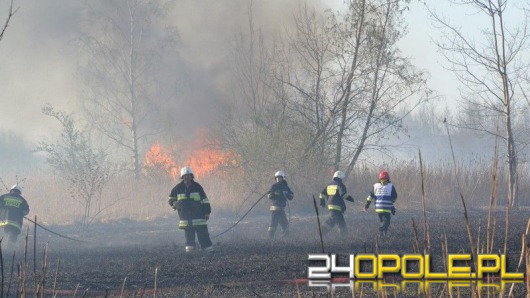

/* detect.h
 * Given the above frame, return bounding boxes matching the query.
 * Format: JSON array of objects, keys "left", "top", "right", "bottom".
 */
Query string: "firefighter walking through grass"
[
  {"left": 319, "top": 171, "right": 354, "bottom": 236},
  {"left": 267, "top": 171, "right": 294, "bottom": 238},
  {"left": 168, "top": 166, "right": 214, "bottom": 253},
  {"left": 0, "top": 184, "right": 30, "bottom": 243},
  {"left": 364, "top": 171, "right": 398, "bottom": 238}
]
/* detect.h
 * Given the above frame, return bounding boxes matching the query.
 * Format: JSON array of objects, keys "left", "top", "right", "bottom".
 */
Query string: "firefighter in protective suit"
[
  {"left": 168, "top": 166, "right": 213, "bottom": 253},
  {"left": 319, "top": 171, "right": 354, "bottom": 236},
  {"left": 364, "top": 171, "right": 398, "bottom": 237},
  {"left": 267, "top": 171, "right": 294, "bottom": 238},
  {"left": 0, "top": 184, "right": 30, "bottom": 243}
]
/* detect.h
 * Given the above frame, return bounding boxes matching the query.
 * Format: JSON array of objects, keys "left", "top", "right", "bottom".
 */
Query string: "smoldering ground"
[{"left": 0, "top": 208, "right": 526, "bottom": 297}]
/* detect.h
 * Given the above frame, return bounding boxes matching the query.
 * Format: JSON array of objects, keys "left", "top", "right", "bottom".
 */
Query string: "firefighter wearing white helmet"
[
  {"left": 267, "top": 170, "right": 294, "bottom": 238},
  {"left": 319, "top": 170, "right": 354, "bottom": 236},
  {"left": 168, "top": 166, "right": 213, "bottom": 253},
  {"left": 333, "top": 171, "right": 345, "bottom": 180},
  {"left": 180, "top": 166, "right": 194, "bottom": 179},
  {"left": 0, "top": 184, "right": 30, "bottom": 243}
]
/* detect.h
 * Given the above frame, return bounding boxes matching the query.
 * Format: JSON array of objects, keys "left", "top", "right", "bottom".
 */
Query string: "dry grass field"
[
  {"left": 0, "top": 207, "right": 527, "bottom": 297},
  {"left": 1, "top": 156, "right": 529, "bottom": 297}
]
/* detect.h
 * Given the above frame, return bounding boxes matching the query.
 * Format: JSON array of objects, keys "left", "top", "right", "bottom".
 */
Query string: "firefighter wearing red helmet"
[
  {"left": 319, "top": 170, "right": 354, "bottom": 236},
  {"left": 168, "top": 166, "right": 213, "bottom": 253},
  {"left": 364, "top": 171, "right": 398, "bottom": 237}
]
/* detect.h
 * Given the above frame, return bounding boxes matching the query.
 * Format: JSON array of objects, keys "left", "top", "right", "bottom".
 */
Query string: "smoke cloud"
[{"left": 0, "top": 0, "right": 333, "bottom": 145}]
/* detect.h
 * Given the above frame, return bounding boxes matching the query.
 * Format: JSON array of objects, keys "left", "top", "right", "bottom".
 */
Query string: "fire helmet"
[
  {"left": 10, "top": 184, "right": 21, "bottom": 194},
  {"left": 379, "top": 171, "right": 390, "bottom": 180},
  {"left": 274, "top": 170, "right": 286, "bottom": 179},
  {"left": 180, "top": 166, "right": 194, "bottom": 179},
  {"left": 333, "top": 171, "right": 345, "bottom": 180}
]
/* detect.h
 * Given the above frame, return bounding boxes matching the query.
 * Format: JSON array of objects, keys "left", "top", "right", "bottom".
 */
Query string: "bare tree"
[
  {"left": 341, "top": 0, "right": 430, "bottom": 176},
  {"left": 215, "top": 1, "right": 316, "bottom": 187},
  {"left": 218, "top": 0, "right": 431, "bottom": 187},
  {"left": 0, "top": 0, "right": 16, "bottom": 43},
  {"left": 276, "top": 0, "right": 430, "bottom": 176},
  {"left": 36, "top": 105, "right": 115, "bottom": 227},
  {"left": 78, "top": 0, "right": 178, "bottom": 179},
  {"left": 429, "top": 0, "right": 530, "bottom": 208},
  {"left": 273, "top": 2, "right": 340, "bottom": 168}
]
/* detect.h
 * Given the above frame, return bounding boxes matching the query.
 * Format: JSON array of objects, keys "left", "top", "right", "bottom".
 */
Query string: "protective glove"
[
  {"left": 364, "top": 202, "right": 370, "bottom": 211},
  {"left": 320, "top": 200, "right": 326, "bottom": 208},
  {"left": 205, "top": 214, "right": 210, "bottom": 221},
  {"left": 171, "top": 201, "right": 178, "bottom": 211},
  {"left": 391, "top": 207, "right": 396, "bottom": 215}
]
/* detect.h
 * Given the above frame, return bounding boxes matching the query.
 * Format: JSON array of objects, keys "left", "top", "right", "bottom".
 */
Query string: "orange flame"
[
  {"left": 144, "top": 131, "right": 240, "bottom": 181},
  {"left": 144, "top": 143, "right": 180, "bottom": 180},
  {"left": 184, "top": 144, "right": 239, "bottom": 179}
]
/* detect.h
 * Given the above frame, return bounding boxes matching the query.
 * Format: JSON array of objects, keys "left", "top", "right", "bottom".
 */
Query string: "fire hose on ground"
[
  {"left": 23, "top": 216, "right": 87, "bottom": 243},
  {"left": 211, "top": 191, "right": 270, "bottom": 239}
]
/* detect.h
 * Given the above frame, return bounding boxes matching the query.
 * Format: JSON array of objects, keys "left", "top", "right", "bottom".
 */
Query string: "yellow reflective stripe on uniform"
[
  {"left": 178, "top": 219, "right": 208, "bottom": 227},
  {"left": 326, "top": 185, "right": 338, "bottom": 196},
  {"left": 192, "top": 219, "right": 207, "bottom": 226},
  {"left": 202, "top": 198, "right": 210, "bottom": 204},
  {"left": 176, "top": 193, "right": 202, "bottom": 201},
  {"left": 0, "top": 220, "right": 21, "bottom": 230},
  {"left": 190, "top": 192, "right": 201, "bottom": 201},
  {"left": 375, "top": 209, "right": 392, "bottom": 213},
  {"left": 366, "top": 196, "right": 372, "bottom": 202},
  {"left": 270, "top": 206, "right": 282, "bottom": 211},
  {"left": 319, "top": 194, "right": 326, "bottom": 200},
  {"left": 341, "top": 193, "right": 351, "bottom": 200},
  {"left": 327, "top": 204, "right": 342, "bottom": 211},
  {"left": 4, "top": 197, "right": 22, "bottom": 208}
]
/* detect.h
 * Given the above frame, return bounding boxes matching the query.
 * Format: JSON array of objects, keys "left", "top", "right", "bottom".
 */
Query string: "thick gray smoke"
[
  {"left": 0, "top": 0, "right": 333, "bottom": 145},
  {"left": 0, "top": 1, "right": 84, "bottom": 142}
]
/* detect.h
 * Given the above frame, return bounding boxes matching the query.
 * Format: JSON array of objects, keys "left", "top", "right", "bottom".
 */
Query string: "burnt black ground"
[{"left": 1, "top": 209, "right": 528, "bottom": 297}]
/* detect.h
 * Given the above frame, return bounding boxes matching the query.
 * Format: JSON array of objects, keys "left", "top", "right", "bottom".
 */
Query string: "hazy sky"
[
  {"left": 400, "top": 1, "right": 459, "bottom": 104},
  {"left": 399, "top": 1, "right": 530, "bottom": 110}
]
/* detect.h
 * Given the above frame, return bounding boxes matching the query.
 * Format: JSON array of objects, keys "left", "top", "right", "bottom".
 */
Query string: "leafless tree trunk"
[
  {"left": 79, "top": 0, "right": 177, "bottom": 179},
  {"left": 429, "top": 0, "right": 530, "bottom": 208},
  {"left": 343, "top": 0, "right": 429, "bottom": 176},
  {"left": 333, "top": 0, "right": 367, "bottom": 171}
]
